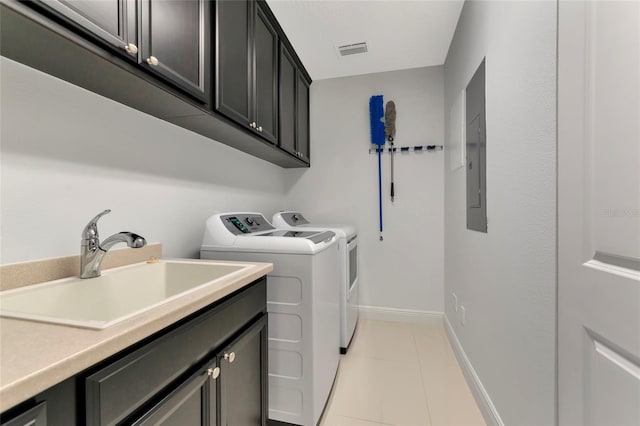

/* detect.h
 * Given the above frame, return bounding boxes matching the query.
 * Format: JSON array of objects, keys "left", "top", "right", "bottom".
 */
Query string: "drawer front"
[{"left": 86, "top": 278, "right": 266, "bottom": 426}]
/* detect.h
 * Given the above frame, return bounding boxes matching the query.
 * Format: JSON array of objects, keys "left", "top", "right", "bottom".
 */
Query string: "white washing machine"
[
  {"left": 272, "top": 211, "right": 359, "bottom": 353},
  {"left": 200, "top": 212, "right": 340, "bottom": 426}
]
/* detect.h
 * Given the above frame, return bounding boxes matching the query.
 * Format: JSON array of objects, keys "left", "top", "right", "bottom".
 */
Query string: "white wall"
[
  {"left": 285, "top": 67, "right": 444, "bottom": 313},
  {"left": 443, "top": 1, "right": 557, "bottom": 425},
  {"left": 0, "top": 57, "right": 287, "bottom": 264}
]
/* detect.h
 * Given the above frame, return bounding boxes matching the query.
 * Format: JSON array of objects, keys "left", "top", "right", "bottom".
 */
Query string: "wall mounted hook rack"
[{"left": 368, "top": 145, "right": 443, "bottom": 154}]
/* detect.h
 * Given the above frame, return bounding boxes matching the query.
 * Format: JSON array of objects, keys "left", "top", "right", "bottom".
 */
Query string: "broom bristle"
[{"left": 369, "top": 95, "right": 385, "bottom": 146}]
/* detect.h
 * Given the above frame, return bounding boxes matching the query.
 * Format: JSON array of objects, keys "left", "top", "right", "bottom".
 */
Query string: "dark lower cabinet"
[
  {"left": 0, "top": 402, "right": 47, "bottom": 426},
  {"left": 0, "top": 278, "right": 267, "bottom": 426},
  {"left": 131, "top": 315, "right": 267, "bottom": 426},
  {"left": 132, "top": 361, "right": 217, "bottom": 426},
  {"left": 219, "top": 316, "right": 267, "bottom": 426}
]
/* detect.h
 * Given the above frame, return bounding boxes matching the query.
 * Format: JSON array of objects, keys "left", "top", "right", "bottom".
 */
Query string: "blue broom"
[{"left": 369, "top": 95, "right": 385, "bottom": 241}]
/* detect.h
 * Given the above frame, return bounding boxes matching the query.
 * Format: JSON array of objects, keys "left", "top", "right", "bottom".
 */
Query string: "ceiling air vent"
[{"left": 338, "top": 42, "right": 368, "bottom": 56}]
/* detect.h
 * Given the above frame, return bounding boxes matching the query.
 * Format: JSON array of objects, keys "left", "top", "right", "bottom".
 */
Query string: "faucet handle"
[{"left": 82, "top": 209, "right": 111, "bottom": 243}]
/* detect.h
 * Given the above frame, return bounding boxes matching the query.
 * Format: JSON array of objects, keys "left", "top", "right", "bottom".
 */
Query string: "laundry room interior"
[{"left": 1, "top": 1, "right": 638, "bottom": 426}]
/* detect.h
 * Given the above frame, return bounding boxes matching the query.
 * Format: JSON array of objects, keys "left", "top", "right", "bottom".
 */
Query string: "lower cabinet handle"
[
  {"left": 207, "top": 367, "right": 220, "bottom": 380},
  {"left": 257, "top": 126, "right": 263, "bottom": 132},
  {"left": 146, "top": 56, "right": 159, "bottom": 66},
  {"left": 224, "top": 352, "right": 236, "bottom": 363}
]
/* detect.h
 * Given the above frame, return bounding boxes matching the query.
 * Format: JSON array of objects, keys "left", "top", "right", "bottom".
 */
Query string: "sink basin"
[{"left": 0, "top": 260, "right": 251, "bottom": 329}]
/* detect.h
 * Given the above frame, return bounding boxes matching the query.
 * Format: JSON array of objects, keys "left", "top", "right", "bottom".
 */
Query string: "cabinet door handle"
[
  {"left": 124, "top": 43, "right": 138, "bottom": 55},
  {"left": 249, "top": 122, "right": 256, "bottom": 128},
  {"left": 224, "top": 352, "right": 236, "bottom": 363},
  {"left": 257, "top": 126, "right": 263, "bottom": 132},
  {"left": 146, "top": 56, "right": 159, "bottom": 66},
  {"left": 207, "top": 367, "right": 220, "bottom": 379}
]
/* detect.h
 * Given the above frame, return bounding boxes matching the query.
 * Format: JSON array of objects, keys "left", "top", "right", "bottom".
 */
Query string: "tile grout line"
[{"left": 411, "top": 324, "right": 435, "bottom": 426}]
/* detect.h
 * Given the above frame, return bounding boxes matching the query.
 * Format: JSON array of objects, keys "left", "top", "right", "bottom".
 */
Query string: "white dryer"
[
  {"left": 272, "top": 211, "right": 359, "bottom": 353},
  {"left": 200, "top": 212, "right": 340, "bottom": 426}
]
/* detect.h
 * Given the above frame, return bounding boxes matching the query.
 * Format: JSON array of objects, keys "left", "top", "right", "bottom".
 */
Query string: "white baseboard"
[
  {"left": 444, "top": 315, "right": 504, "bottom": 426},
  {"left": 358, "top": 305, "right": 443, "bottom": 325}
]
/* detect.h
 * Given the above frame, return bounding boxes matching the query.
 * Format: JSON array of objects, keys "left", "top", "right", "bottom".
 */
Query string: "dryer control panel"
[
  {"left": 221, "top": 214, "right": 275, "bottom": 235},
  {"left": 279, "top": 212, "right": 310, "bottom": 226}
]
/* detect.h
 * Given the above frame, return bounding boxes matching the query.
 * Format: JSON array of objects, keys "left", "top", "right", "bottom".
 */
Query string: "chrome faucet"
[{"left": 80, "top": 209, "right": 147, "bottom": 279}]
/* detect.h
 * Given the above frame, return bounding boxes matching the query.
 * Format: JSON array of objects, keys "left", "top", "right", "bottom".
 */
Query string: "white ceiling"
[{"left": 266, "top": 0, "right": 464, "bottom": 81}]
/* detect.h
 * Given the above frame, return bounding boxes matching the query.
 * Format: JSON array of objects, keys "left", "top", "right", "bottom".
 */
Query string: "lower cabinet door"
[
  {"left": 0, "top": 402, "right": 47, "bottom": 426},
  {"left": 132, "top": 360, "right": 218, "bottom": 426},
  {"left": 219, "top": 315, "right": 268, "bottom": 426}
]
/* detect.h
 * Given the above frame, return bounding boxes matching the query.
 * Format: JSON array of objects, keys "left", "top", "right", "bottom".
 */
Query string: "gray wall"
[
  {"left": 443, "top": 1, "right": 557, "bottom": 425},
  {"left": 285, "top": 66, "right": 445, "bottom": 314},
  {"left": 0, "top": 57, "right": 287, "bottom": 264}
]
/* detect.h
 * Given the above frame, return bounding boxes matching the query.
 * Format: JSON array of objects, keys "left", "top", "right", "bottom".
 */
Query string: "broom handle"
[{"left": 378, "top": 150, "right": 383, "bottom": 241}]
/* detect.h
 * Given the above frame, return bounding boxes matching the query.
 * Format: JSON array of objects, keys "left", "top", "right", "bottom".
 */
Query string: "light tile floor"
[{"left": 320, "top": 320, "right": 486, "bottom": 426}]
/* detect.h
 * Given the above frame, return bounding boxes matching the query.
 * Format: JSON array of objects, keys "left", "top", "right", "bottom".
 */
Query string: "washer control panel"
[{"left": 221, "top": 214, "right": 275, "bottom": 235}]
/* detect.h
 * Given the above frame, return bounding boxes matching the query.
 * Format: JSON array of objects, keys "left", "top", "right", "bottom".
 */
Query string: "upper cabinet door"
[
  {"left": 139, "top": 0, "right": 208, "bottom": 102},
  {"left": 296, "top": 73, "right": 310, "bottom": 163},
  {"left": 278, "top": 44, "right": 297, "bottom": 157},
  {"left": 215, "top": 0, "right": 252, "bottom": 127},
  {"left": 253, "top": 2, "right": 278, "bottom": 144},
  {"left": 35, "top": 0, "right": 138, "bottom": 59}
]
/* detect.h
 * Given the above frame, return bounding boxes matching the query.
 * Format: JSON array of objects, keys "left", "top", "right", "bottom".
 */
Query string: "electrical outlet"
[
  {"left": 452, "top": 292, "right": 458, "bottom": 312},
  {"left": 460, "top": 305, "right": 466, "bottom": 326}
]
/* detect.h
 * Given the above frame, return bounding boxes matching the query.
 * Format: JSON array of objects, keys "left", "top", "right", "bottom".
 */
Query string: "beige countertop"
[{"left": 0, "top": 259, "right": 272, "bottom": 412}]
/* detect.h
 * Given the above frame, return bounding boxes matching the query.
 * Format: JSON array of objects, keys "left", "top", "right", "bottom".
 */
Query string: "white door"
[{"left": 558, "top": 1, "right": 640, "bottom": 425}]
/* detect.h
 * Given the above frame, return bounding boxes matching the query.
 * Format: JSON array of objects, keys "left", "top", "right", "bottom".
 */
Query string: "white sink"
[{"left": 0, "top": 260, "right": 251, "bottom": 329}]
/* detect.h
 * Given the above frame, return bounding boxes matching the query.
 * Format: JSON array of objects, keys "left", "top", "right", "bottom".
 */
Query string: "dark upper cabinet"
[
  {"left": 33, "top": 0, "right": 138, "bottom": 59},
  {"left": 32, "top": 0, "right": 208, "bottom": 102},
  {"left": 278, "top": 44, "right": 297, "bottom": 157},
  {"left": 253, "top": 2, "right": 279, "bottom": 144},
  {"left": 296, "top": 72, "right": 310, "bottom": 163},
  {"left": 4, "top": 0, "right": 310, "bottom": 167},
  {"left": 215, "top": 0, "right": 251, "bottom": 126},
  {"left": 279, "top": 41, "right": 310, "bottom": 163},
  {"left": 139, "top": 0, "right": 208, "bottom": 101},
  {"left": 215, "top": 0, "right": 278, "bottom": 144}
]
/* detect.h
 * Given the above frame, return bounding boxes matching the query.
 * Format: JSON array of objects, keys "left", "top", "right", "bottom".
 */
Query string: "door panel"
[
  {"left": 588, "top": 2, "right": 640, "bottom": 262},
  {"left": 140, "top": 0, "right": 207, "bottom": 101},
  {"left": 279, "top": 45, "right": 297, "bottom": 156},
  {"left": 296, "top": 73, "right": 310, "bottom": 162},
  {"left": 36, "top": 0, "right": 135, "bottom": 57},
  {"left": 132, "top": 360, "right": 217, "bottom": 426},
  {"left": 215, "top": 0, "right": 252, "bottom": 126},
  {"left": 559, "top": 1, "right": 640, "bottom": 425},
  {"left": 254, "top": 4, "right": 278, "bottom": 144},
  {"left": 584, "top": 331, "right": 640, "bottom": 426},
  {"left": 220, "top": 316, "right": 267, "bottom": 426}
]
